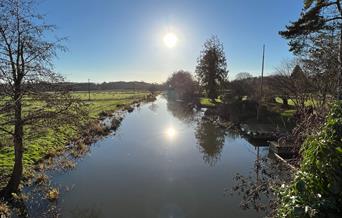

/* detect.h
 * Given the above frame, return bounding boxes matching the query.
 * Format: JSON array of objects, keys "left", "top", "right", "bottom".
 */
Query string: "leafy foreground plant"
[
  {"left": 231, "top": 156, "right": 293, "bottom": 217},
  {"left": 276, "top": 101, "right": 342, "bottom": 217},
  {"left": 0, "top": 200, "right": 10, "bottom": 217}
]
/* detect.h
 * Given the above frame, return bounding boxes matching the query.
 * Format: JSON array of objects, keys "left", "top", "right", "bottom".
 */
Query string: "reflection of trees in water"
[
  {"left": 148, "top": 102, "right": 158, "bottom": 113},
  {"left": 222, "top": 127, "right": 239, "bottom": 141},
  {"left": 195, "top": 117, "right": 225, "bottom": 166},
  {"left": 69, "top": 206, "right": 102, "bottom": 218},
  {"left": 166, "top": 100, "right": 197, "bottom": 124},
  {"left": 230, "top": 151, "right": 292, "bottom": 216}
]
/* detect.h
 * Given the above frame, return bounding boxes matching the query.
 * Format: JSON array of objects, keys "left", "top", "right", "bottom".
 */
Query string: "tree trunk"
[
  {"left": 0, "top": 93, "right": 23, "bottom": 199},
  {"left": 281, "top": 96, "right": 288, "bottom": 106},
  {"left": 339, "top": 26, "right": 342, "bottom": 100},
  {"left": 337, "top": 1, "right": 342, "bottom": 100},
  {"left": 322, "top": 86, "right": 327, "bottom": 106}
]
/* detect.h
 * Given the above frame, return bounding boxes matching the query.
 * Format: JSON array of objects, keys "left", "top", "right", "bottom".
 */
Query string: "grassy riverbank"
[
  {"left": 72, "top": 91, "right": 150, "bottom": 118},
  {"left": 200, "top": 96, "right": 296, "bottom": 116},
  {"left": 0, "top": 90, "right": 151, "bottom": 188},
  {"left": 197, "top": 96, "right": 297, "bottom": 132},
  {"left": 199, "top": 97, "right": 222, "bottom": 107}
]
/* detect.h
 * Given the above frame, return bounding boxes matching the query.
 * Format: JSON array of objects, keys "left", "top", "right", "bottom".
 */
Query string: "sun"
[{"left": 163, "top": 32, "right": 178, "bottom": 48}]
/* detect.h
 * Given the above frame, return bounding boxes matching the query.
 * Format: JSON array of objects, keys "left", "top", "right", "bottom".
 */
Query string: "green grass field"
[
  {"left": 72, "top": 90, "right": 149, "bottom": 118},
  {"left": 274, "top": 96, "right": 317, "bottom": 107},
  {"left": 0, "top": 90, "right": 150, "bottom": 186},
  {"left": 199, "top": 97, "right": 222, "bottom": 107}
]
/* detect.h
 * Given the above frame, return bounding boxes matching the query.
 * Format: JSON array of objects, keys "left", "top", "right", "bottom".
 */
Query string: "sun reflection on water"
[{"left": 165, "top": 127, "right": 177, "bottom": 139}]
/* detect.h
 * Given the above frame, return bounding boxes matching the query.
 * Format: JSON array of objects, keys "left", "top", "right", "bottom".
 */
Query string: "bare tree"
[
  {"left": 235, "top": 72, "right": 252, "bottom": 81},
  {"left": 0, "top": 0, "right": 86, "bottom": 198},
  {"left": 301, "top": 30, "right": 339, "bottom": 104},
  {"left": 272, "top": 59, "right": 316, "bottom": 109},
  {"left": 228, "top": 76, "right": 256, "bottom": 101}
]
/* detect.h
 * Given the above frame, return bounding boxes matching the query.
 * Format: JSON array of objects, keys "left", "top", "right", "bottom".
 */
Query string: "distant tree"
[
  {"left": 166, "top": 70, "right": 198, "bottom": 101},
  {"left": 148, "top": 83, "right": 157, "bottom": 95},
  {"left": 279, "top": 0, "right": 342, "bottom": 99},
  {"left": 228, "top": 77, "right": 256, "bottom": 101},
  {"left": 69, "top": 81, "right": 162, "bottom": 92},
  {"left": 272, "top": 60, "right": 313, "bottom": 108},
  {"left": 0, "top": 0, "right": 86, "bottom": 198},
  {"left": 235, "top": 72, "right": 252, "bottom": 81},
  {"left": 195, "top": 36, "right": 228, "bottom": 101},
  {"left": 227, "top": 75, "right": 276, "bottom": 106},
  {"left": 228, "top": 73, "right": 255, "bottom": 102}
]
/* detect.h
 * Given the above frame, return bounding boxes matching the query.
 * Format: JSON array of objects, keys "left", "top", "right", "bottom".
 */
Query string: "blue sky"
[{"left": 40, "top": 0, "right": 302, "bottom": 83}]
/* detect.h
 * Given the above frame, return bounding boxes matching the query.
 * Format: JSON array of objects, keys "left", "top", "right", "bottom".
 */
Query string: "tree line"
[{"left": 65, "top": 81, "right": 164, "bottom": 92}]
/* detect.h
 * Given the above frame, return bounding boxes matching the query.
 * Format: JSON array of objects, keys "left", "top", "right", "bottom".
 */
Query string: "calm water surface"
[{"left": 47, "top": 96, "right": 267, "bottom": 218}]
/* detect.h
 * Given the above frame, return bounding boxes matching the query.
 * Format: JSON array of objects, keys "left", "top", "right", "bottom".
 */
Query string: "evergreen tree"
[{"left": 195, "top": 36, "right": 228, "bottom": 101}]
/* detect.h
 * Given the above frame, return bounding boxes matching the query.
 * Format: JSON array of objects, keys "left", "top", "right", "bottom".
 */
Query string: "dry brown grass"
[
  {"left": 35, "top": 173, "right": 49, "bottom": 185},
  {"left": 46, "top": 188, "right": 59, "bottom": 202}
]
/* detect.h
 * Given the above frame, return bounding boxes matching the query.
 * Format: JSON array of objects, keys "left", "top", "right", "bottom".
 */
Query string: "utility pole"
[
  {"left": 256, "top": 145, "right": 260, "bottom": 183},
  {"left": 260, "top": 44, "right": 265, "bottom": 100},
  {"left": 339, "top": 29, "right": 342, "bottom": 100},
  {"left": 257, "top": 45, "right": 265, "bottom": 121},
  {"left": 88, "top": 79, "right": 91, "bottom": 101}
]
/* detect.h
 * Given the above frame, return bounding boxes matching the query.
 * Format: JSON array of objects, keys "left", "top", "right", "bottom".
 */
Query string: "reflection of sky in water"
[{"left": 33, "top": 95, "right": 266, "bottom": 218}]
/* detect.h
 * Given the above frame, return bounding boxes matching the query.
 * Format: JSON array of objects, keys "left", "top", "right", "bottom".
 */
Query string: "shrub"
[
  {"left": 276, "top": 101, "right": 342, "bottom": 217},
  {"left": 166, "top": 70, "right": 199, "bottom": 101}
]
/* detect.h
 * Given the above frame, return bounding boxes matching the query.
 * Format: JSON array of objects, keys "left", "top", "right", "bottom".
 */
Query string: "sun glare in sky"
[{"left": 163, "top": 32, "right": 178, "bottom": 48}]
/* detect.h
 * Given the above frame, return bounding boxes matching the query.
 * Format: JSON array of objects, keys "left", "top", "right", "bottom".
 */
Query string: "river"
[{"left": 26, "top": 95, "right": 269, "bottom": 218}]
